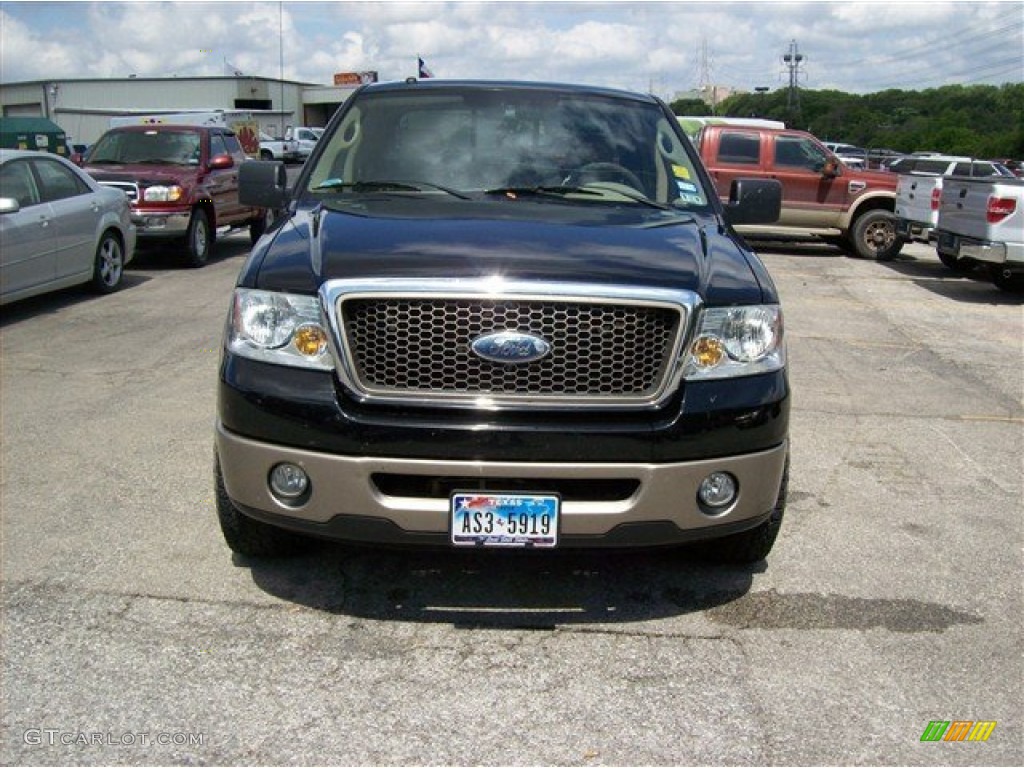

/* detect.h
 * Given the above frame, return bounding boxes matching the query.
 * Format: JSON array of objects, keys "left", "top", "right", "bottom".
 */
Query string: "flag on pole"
[{"left": 417, "top": 56, "right": 434, "bottom": 78}]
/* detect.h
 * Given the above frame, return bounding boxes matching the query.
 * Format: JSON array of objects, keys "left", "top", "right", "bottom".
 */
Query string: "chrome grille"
[
  {"left": 326, "top": 280, "right": 696, "bottom": 409},
  {"left": 98, "top": 181, "right": 138, "bottom": 203}
]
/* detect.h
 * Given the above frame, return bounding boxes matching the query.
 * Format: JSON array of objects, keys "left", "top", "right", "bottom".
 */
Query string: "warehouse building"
[{"left": 0, "top": 74, "right": 359, "bottom": 146}]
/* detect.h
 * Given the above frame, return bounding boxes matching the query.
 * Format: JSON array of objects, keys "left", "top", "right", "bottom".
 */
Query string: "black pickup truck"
[{"left": 215, "top": 79, "right": 790, "bottom": 563}]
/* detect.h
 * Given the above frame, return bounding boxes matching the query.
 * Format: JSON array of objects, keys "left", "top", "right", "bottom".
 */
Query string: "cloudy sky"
[{"left": 1, "top": 1, "right": 1021, "bottom": 98}]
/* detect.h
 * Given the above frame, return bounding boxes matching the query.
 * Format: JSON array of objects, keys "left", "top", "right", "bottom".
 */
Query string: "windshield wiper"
[
  {"left": 485, "top": 185, "right": 673, "bottom": 210},
  {"left": 312, "top": 179, "right": 470, "bottom": 199}
]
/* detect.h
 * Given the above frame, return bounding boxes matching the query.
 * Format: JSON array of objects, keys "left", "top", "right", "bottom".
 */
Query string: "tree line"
[{"left": 670, "top": 83, "right": 1023, "bottom": 159}]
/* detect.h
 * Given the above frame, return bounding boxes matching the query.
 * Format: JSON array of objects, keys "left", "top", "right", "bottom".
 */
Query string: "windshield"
[
  {"left": 306, "top": 87, "right": 709, "bottom": 209},
  {"left": 88, "top": 129, "right": 201, "bottom": 165}
]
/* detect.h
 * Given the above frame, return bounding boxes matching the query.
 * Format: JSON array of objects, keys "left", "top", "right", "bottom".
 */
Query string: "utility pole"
[{"left": 782, "top": 39, "right": 804, "bottom": 123}]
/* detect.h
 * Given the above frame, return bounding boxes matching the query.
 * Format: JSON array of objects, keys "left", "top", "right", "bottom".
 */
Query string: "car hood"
[
  {"left": 246, "top": 199, "right": 772, "bottom": 305},
  {"left": 83, "top": 164, "right": 201, "bottom": 186}
]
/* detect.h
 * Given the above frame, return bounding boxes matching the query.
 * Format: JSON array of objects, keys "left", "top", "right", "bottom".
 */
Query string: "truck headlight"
[
  {"left": 227, "top": 289, "right": 333, "bottom": 370},
  {"left": 683, "top": 305, "right": 785, "bottom": 380},
  {"left": 142, "top": 185, "right": 184, "bottom": 202}
]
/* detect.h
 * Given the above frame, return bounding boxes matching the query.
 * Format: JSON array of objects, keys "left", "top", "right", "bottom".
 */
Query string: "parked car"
[
  {"left": 217, "top": 79, "right": 789, "bottom": 563},
  {"left": 82, "top": 124, "right": 267, "bottom": 266},
  {"left": 0, "top": 149, "right": 136, "bottom": 305},
  {"left": 992, "top": 159, "right": 1024, "bottom": 178},
  {"left": 887, "top": 155, "right": 1012, "bottom": 177},
  {"left": 695, "top": 124, "right": 903, "bottom": 259},
  {"left": 935, "top": 175, "right": 1023, "bottom": 292},
  {"left": 258, "top": 132, "right": 299, "bottom": 162},
  {"left": 823, "top": 142, "right": 868, "bottom": 169},
  {"left": 866, "top": 148, "right": 905, "bottom": 170},
  {"left": 894, "top": 155, "right": 1016, "bottom": 245},
  {"left": 283, "top": 126, "right": 321, "bottom": 160}
]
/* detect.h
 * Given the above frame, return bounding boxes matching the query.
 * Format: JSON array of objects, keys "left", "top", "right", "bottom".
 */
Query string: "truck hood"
[
  {"left": 248, "top": 200, "right": 771, "bottom": 305},
  {"left": 83, "top": 163, "right": 201, "bottom": 187}
]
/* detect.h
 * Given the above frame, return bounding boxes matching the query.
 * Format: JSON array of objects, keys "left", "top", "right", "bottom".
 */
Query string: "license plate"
[{"left": 450, "top": 492, "right": 560, "bottom": 548}]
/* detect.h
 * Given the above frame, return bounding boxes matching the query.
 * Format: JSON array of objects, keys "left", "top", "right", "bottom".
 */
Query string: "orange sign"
[{"left": 333, "top": 71, "right": 378, "bottom": 86}]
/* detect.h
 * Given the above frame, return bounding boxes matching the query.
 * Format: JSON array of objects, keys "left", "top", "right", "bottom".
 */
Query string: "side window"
[
  {"left": 32, "top": 158, "right": 88, "bottom": 202},
  {"left": 774, "top": 136, "right": 828, "bottom": 171},
  {"left": 223, "top": 133, "right": 247, "bottom": 163},
  {"left": 952, "top": 162, "right": 971, "bottom": 176},
  {"left": 209, "top": 133, "right": 229, "bottom": 159},
  {"left": 0, "top": 159, "right": 42, "bottom": 208},
  {"left": 717, "top": 132, "right": 760, "bottom": 165}
]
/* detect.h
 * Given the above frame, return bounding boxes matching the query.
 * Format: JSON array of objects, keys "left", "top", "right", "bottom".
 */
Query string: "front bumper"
[
  {"left": 216, "top": 355, "right": 790, "bottom": 547},
  {"left": 216, "top": 421, "right": 787, "bottom": 545},
  {"left": 129, "top": 209, "right": 191, "bottom": 238}
]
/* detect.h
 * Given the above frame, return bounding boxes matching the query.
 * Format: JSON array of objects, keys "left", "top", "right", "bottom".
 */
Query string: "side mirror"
[
  {"left": 0, "top": 197, "right": 21, "bottom": 214},
  {"left": 239, "top": 160, "right": 289, "bottom": 209},
  {"left": 209, "top": 154, "right": 235, "bottom": 170},
  {"left": 723, "top": 178, "right": 782, "bottom": 225},
  {"left": 822, "top": 158, "right": 841, "bottom": 178}
]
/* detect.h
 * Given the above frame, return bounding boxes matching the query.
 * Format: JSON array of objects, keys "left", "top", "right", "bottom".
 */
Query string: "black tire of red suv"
[
  {"left": 214, "top": 456, "right": 311, "bottom": 557},
  {"left": 184, "top": 208, "right": 212, "bottom": 268},
  {"left": 850, "top": 209, "right": 903, "bottom": 261},
  {"left": 698, "top": 455, "right": 788, "bottom": 565}
]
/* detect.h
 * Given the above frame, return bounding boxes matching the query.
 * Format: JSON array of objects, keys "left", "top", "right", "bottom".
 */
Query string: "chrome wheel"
[{"left": 92, "top": 232, "right": 124, "bottom": 293}]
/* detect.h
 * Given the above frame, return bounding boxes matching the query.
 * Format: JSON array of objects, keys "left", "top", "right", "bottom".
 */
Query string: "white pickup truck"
[
  {"left": 283, "top": 126, "right": 322, "bottom": 161},
  {"left": 258, "top": 132, "right": 299, "bottom": 162},
  {"left": 894, "top": 157, "right": 1012, "bottom": 250},
  {"left": 935, "top": 175, "right": 1024, "bottom": 292}
]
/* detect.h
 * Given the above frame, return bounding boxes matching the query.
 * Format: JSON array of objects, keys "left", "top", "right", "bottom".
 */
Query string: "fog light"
[
  {"left": 269, "top": 463, "right": 309, "bottom": 500},
  {"left": 698, "top": 472, "right": 737, "bottom": 510}
]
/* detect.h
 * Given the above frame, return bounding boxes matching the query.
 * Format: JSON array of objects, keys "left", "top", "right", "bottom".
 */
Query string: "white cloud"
[{"left": 0, "top": 1, "right": 1019, "bottom": 94}]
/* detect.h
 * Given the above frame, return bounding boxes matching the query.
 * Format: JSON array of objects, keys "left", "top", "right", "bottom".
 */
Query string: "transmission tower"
[
  {"left": 695, "top": 38, "right": 721, "bottom": 114},
  {"left": 782, "top": 39, "right": 805, "bottom": 122}
]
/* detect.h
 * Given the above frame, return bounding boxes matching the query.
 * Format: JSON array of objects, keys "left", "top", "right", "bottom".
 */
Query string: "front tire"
[
  {"left": 184, "top": 208, "right": 212, "bottom": 268},
  {"left": 214, "top": 457, "right": 310, "bottom": 557},
  {"left": 91, "top": 231, "right": 124, "bottom": 294},
  {"left": 850, "top": 210, "right": 903, "bottom": 261}
]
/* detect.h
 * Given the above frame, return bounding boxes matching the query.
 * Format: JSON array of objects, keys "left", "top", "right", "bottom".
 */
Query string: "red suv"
[{"left": 83, "top": 125, "right": 268, "bottom": 266}]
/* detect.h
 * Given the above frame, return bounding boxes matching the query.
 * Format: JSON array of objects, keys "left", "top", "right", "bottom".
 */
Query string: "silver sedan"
[{"left": 0, "top": 149, "right": 137, "bottom": 306}]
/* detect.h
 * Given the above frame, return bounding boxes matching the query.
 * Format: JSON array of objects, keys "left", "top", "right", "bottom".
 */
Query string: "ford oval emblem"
[{"left": 471, "top": 331, "right": 551, "bottom": 364}]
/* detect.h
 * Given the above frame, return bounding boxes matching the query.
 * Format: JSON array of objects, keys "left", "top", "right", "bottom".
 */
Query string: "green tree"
[{"left": 709, "top": 83, "right": 1022, "bottom": 158}]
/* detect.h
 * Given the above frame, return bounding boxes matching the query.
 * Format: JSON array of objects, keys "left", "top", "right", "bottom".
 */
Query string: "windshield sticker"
[
  {"left": 676, "top": 180, "right": 698, "bottom": 193},
  {"left": 672, "top": 164, "right": 691, "bottom": 180}
]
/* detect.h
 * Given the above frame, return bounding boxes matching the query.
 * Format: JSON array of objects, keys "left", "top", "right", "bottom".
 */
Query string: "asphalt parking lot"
[{"left": 2, "top": 236, "right": 1021, "bottom": 766}]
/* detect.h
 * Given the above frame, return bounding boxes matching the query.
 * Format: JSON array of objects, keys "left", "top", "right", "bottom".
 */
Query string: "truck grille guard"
[{"left": 320, "top": 278, "right": 701, "bottom": 411}]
